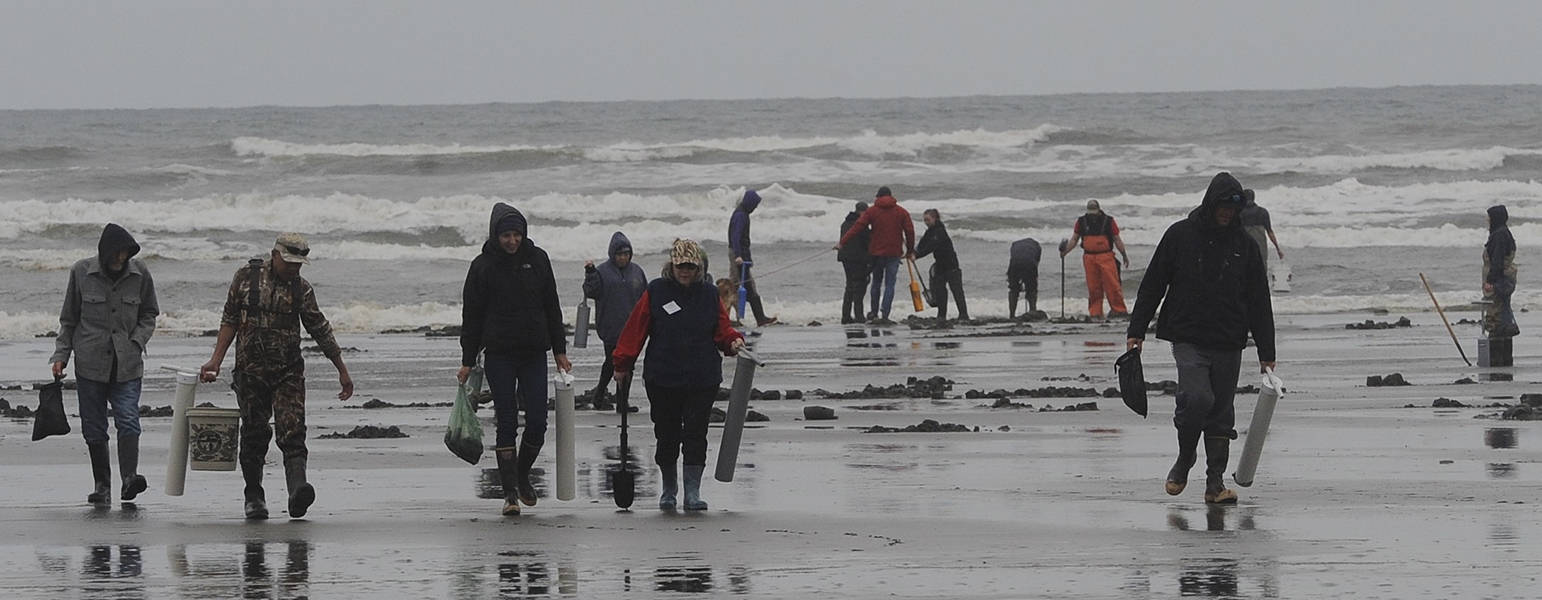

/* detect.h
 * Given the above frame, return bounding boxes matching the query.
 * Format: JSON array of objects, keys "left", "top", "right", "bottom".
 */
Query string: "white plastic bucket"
[{"left": 186, "top": 407, "right": 241, "bottom": 471}]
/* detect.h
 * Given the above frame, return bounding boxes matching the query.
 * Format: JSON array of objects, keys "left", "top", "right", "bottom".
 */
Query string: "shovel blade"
[{"left": 610, "top": 467, "right": 635, "bottom": 509}]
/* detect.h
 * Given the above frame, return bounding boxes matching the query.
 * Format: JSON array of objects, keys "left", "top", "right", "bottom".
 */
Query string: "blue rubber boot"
[{"left": 682, "top": 464, "right": 708, "bottom": 511}]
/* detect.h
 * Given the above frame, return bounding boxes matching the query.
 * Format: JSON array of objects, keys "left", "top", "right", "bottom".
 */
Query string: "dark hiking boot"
[
  {"left": 683, "top": 464, "right": 708, "bottom": 511},
  {"left": 591, "top": 389, "right": 614, "bottom": 411},
  {"left": 516, "top": 442, "right": 540, "bottom": 507},
  {"left": 119, "top": 435, "right": 147, "bottom": 501},
  {"left": 1204, "top": 436, "right": 1238, "bottom": 504},
  {"left": 1165, "top": 430, "right": 1201, "bottom": 496},
  {"left": 495, "top": 446, "right": 520, "bottom": 516},
  {"left": 285, "top": 458, "right": 315, "bottom": 518},
  {"left": 87, "top": 442, "right": 112, "bottom": 505},
  {"left": 659, "top": 462, "right": 678, "bottom": 510},
  {"left": 244, "top": 487, "right": 269, "bottom": 520},
  {"left": 756, "top": 317, "right": 780, "bottom": 327}
]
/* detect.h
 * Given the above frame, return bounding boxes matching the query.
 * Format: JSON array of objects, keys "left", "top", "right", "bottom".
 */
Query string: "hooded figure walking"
[
  {"left": 458, "top": 203, "right": 572, "bottom": 516},
  {"left": 1483, "top": 205, "right": 1519, "bottom": 338},
  {"left": 200, "top": 233, "right": 354, "bottom": 520},
  {"left": 728, "top": 190, "right": 778, "bottom": 326},
  {"left": 837, "top": 202, "right": 873, "bottom": 324},
  {"left": 1126, "top": 172, "right": 1276, "bottom": 505},
  {"left": 612, "top": 239, "right": 746, "bottom": 511},
  {"left": 50, "top": 224, "right": 160, "bottom": 506},
  {"left": 583, "top": 232, "right": 648, "bottom": 410}
]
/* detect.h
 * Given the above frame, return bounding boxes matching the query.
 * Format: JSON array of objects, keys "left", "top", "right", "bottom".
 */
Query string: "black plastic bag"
[
  {"left": 32, "top": 377, "right": 71, "bottom": 441},
  {"left": 1115, "top": 348, "right": 1147, "bottom": 417}
]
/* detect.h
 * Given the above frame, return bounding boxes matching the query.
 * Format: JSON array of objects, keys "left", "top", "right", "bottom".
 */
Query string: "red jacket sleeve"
[
  {"left": 714, "top": 297, "right": 745, "bottom": 354},
  {"left": 838, "top": 209, "right": 873, "bottom": 247},
  {"left": 903, "top": 211, "right": 917, "bottom": 255},
  {"left": 611, "top": 290, "right": 652, "bottom": 373}
]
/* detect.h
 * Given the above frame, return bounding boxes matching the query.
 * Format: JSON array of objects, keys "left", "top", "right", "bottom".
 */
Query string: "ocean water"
[{"left": 2, "top": 85, "right": 1538, "bottom": 338}]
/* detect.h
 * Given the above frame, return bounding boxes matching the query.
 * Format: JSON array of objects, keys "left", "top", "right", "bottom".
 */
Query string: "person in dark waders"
[
  {"left": 200, "top": 233, "right": 355, "bottom": 520},
  {"left": 1126, "top": 172, "right": 1276, "bottom": 504},
  {"left": 51, "top": 224, "right": 160, "bottom": 505},
  {"left": 612, "top": 239, "right": 746, "bottom": 511},
  {"left": 1006, "top": 237, "right": 1042, "bottom": 320},
  {"left": 458, "top": 203, "right": 572, "bottom": 516},
  {"left": 914, "top": 208, "right": 969, "bottom": 323},
  {"left": 1482, "top": 204, "right": 1519, "bottom": 339},
  {"left": 837, "top": 201, "right": 873, "bottom": 324}
]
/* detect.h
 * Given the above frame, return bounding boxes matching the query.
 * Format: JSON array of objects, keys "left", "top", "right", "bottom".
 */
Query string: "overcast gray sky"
[{"left": 3, "top": 0, "right": 1540, "bottom": 109}]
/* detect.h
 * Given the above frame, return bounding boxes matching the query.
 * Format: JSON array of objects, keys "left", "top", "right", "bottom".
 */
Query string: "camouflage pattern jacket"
[{"left": 220, "top": 259, "right": 342, "bottom": 375}]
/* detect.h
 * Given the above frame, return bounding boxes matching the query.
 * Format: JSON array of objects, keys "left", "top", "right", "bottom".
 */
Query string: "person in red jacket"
[
  {"left": 835, "top": 186, "right": 916, "bottom": 324},
  {"left": 1060, "top": 199, "right": 1131, "bottom": 320},
  {"left": 613, "top": 238, "right": 746, "bottom": 511}
]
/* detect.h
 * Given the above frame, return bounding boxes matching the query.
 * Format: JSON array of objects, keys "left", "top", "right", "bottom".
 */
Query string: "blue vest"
[{"left": 642, "top": 277, "right": 724, "bottom": 388}]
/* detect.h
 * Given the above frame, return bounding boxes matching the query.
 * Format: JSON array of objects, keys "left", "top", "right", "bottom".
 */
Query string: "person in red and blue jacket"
[{"left": 613, "top": 238, "right": 746, "bottom": 511}]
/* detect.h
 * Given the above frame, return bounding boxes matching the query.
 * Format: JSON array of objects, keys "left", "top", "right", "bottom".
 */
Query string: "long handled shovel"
[
  {"left": 906, "top": 257, "right": 925, "bottom": 312},
  {"left": 1058, "top": 239, "right": 1069, "bottom": 319},
  {"left": 610, "top": 373, "right": 636, "bottom": 509},
  {"left": 736, "top": 261, "right": 750, "bottom": 321},
  {"left": 1419, "top": 273, "right": 1472, "bottom": 366}
]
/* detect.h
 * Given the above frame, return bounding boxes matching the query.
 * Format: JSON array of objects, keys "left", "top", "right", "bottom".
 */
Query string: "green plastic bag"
[{"left": 444, "top": 366, "right": 485, "bottom": 465}]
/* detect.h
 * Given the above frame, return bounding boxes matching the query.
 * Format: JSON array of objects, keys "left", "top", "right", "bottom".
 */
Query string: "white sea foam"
[{"left": 231, "top": 137, "right": 546, "bottom": 157}]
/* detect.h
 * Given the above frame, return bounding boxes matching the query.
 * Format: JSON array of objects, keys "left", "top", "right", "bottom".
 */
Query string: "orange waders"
[{"left": 1082, "top": 252, "right": 1126, "bottom": 318}]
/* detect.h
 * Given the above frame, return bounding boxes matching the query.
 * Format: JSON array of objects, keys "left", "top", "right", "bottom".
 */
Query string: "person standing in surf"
[
  {"left": 1483, "top": 204, "right": 1519, "bottom": 338},
  {"left": 457, "top": 203, "right": 572, "bottom": 516},
  {"left": 837, "top": 201, "right": 873, "bottom": 324},
  {"left": 612, "top": 239, "right": 745, "bottom": 511},
  {"left": 836, "top": 186, "right": 916, "bottom": 324},
  {"left": 727, "top": 189, "right": 778, "bottom": 327},
  {"left": 1060, "top": 199, "right": 1131, "bottom": 320},
  {"left": 1240, "top": 189, "right": 1285, "bottom": 271},
  {"left": 1126, "top": 172, "right": 1275, "bottom": 505},
  {"left": 50, "top": 224, "right": 160, "bottom": 506},
  {"left": 914, "top": 208, "right": 969, "bottom": 324},
  {"left": 584, "top": 231, "right": 648, "bottom": 411}
]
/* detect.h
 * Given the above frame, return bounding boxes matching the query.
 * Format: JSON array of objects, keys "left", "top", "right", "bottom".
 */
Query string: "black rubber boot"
[
  {"left": 1204, "top": 436, "right": 1238, "bottom": 504},
  {"left": 1008, "top": 295, "right": 1018, "bottom": 320},
  {"left": 285, "top": 457, "right": 315, "bottom": 519},
  {"left": 242, "top": 462, "right": 268, "bottom": 520},
  {"left": 516, "top": 441, "right": 540, "bottom": 507},
  {"left": 87, "top": 442, "right": 112, "bottom": 505},
  {"left": 658, "top": 461, "right": 678, "bottom": 510},
  {"left": 1165, "top": 429, "right": 1201, "bottom": 495},
  {"left": 495, "top": 446, "right": 520, "bottom": 515},
  {"left": 118, "top": 435, "right": 148, "bottom": 502}
]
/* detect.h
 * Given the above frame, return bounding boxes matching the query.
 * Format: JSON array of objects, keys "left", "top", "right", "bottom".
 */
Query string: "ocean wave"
[
  {"left": 230, "top": 136, "right": 547, "bottom": 158},
  {"left": 0, "top": 145, "right": 85, "bottom": 164}
]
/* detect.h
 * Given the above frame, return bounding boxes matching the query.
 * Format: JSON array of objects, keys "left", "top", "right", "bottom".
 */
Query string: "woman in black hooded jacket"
[
  {"left": 458, "top": 202, "right": 571, "bottom": 516},
  {"left": 1483, "top": 204, "right": 1519, "bottom": 338}
]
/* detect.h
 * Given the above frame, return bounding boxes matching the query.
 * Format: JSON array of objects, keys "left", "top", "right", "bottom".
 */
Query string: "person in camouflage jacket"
[{"left": 200, "top": 233, "right": 354, "bottom": 520}]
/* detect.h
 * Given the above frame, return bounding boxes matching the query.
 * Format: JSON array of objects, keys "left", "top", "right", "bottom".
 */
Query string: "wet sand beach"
[{"left": 1, "top": 309, "right": 1538, "bottom": 599}]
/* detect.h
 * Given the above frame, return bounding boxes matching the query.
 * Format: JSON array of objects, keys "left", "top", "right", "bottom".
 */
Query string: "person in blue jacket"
[{"left": 583, "top": 232, "right": 648, "bottom": 410}]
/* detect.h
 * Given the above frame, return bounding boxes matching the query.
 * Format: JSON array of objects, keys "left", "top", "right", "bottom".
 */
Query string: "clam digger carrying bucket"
[
  {"left": 715, "top": 349, "right": 766, "bottom": 483},
  {"left": 163, "top": 365, "right": 240, "bottom": 496},
  {"left": 1233, "top": 368, "right": 1284, "bottom": 487}
]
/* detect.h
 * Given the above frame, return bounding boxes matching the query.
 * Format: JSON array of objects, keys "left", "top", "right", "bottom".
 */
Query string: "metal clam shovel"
[{"left": 609, "top": 373, "right": 636, "bottom": 509}]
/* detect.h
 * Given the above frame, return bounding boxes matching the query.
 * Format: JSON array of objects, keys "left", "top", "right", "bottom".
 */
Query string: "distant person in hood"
[
  {"left": 584, "top": 231, "right": 648, "bottom": 410},
  {"left": 1007, "top": 238, "right": 1043, "bottom": 320},
  {"left": 915, "top": 208, "right": 969, "bottom": 323},
  {"left": 613, "top": 238, "right": 747, "bottom": 511},
  {"left": 836, "top": 186, "right": 917, "bottom": 324},
  {"left": 837, "top": 201, "right": 873, "bottom": 324},
  {"left": 1483, "top": 204, "right": 1519, "bottom": 338},
  {"left": 727, "top": 189, "right": 778, "bottom": 326},
  {"left": 1127, "top": 172, "right": 1276, "bottom": 506},
  {"left": 1240, "top": 189, "right": 1284, "bottom": 271},
  {"left": 1060, "top": 199, "right": 1131, "bottom": 320},
  {"left": 200, "top": 232, "right": 353, "bottom": 520},
  {"left": 457, "top": 203, "right": 572, "bottom": 516},
  {"left": 50, "top": 223, "right": 160, "bottom": 506}
]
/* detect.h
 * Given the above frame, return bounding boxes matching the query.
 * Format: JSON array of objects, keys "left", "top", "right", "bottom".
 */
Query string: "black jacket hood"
[
  {"left": 1189, "top": 172, "right": 1247, "bottom": 231},
  {"left": 1489, "top": 205, "right": 1509, "bottom": 231},
  {"left": 482, "top": 203, "right": 531, "bottom": 255},
  {"left": 608, "top": 231, "right": 633, "bottom": 261},
  {"left": 97, "top": 223, "right": 141, "bottom": 276}
]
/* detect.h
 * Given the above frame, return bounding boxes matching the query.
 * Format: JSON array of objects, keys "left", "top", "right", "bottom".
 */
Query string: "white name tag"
[{"left": 662, "top": 301, "right": 682, "bottom": 315}]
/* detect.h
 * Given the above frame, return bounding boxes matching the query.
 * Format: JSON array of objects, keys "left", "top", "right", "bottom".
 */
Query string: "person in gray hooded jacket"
[
  {"left": 50, "top": 223, "right": 160, "bottom": 506},
  {"left": 583, "top": 231, "right": 648, "bottom": 410}
]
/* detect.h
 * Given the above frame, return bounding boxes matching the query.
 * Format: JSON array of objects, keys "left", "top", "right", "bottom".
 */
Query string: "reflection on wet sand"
[
  {"left": 164, "top": 540, "right": 310, "bottom": 599},
  {"left": 1484, "top": 427, "right": 1518, "bottom": 449},
  {"left": 1166, "top": 506, "right": 1258, "bottom": 533},
  {"left": 1178, "top": 558, "right": 1239, "bottom": 597},
  {"left": 82, "top": 544, "right": 144, "bottom": 600}
]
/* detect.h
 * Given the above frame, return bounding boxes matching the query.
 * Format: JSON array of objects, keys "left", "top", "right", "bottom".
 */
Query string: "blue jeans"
[
  {"left": 868, "top": 257, "right": 902, "bottom": 318},
  {"left": 484, "top": 353, "right": 549, "bottom": 449},
  {"left": 76, "top": 377, "right": 143, "bottom": 444}
]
